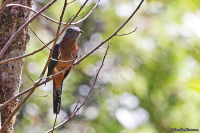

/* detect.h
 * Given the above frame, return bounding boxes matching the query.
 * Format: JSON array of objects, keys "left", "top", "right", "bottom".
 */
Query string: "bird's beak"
[{"left": 79, "top": 30, "right": 84, "bottom": 33}]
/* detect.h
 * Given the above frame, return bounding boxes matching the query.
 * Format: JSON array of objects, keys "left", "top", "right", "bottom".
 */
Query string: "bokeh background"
[{"left": 9, "top": 0, "right": 200, "bottom": 132}]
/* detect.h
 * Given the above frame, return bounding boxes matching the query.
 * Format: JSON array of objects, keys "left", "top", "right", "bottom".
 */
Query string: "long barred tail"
[{"left": 53, "top": 80, "right": 63, "bottom": 114}]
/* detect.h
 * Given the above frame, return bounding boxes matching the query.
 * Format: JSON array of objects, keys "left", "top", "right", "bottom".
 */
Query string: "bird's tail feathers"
[{"left": 53, "top": 81, "right": 63, "bottom": 114}]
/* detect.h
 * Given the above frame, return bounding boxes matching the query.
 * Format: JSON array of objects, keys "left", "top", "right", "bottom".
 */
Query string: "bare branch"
[
  {"left": 52, "top": 109, "right": 58, "bottom": 133},
  {"left": 115, "top": 27, "right": 137, "bottom": 36},
  {"left": 33, "top": 92, "right": 48, "bottom": 97},
  {"left": 28, "top": 76, "right": 35, "bottom": 83},
  {"left": 67, "top": 0, "right": 76, "bottom": 4},
  {"left": 73, "top": 0, "right": 100, "bottom": 24},
  {"left": 0, "top": 0, "right": 11, "bottom": 14},
  {"left": 0, "top": 0, "right": 57, "bottom": 58},
  {"left": 83, "top": 29, "right": 93, "bottom": 56},
  {"left": 29, "top": 26, "right": 51, "bottom": 50}
]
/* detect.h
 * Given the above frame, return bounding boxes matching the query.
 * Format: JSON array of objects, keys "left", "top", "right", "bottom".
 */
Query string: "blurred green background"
[{"left": 9, "top": 0, "right": 200, "bottom": 132}]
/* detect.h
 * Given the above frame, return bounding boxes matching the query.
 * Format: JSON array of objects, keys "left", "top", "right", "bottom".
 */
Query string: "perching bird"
[{"left": 47, "top": 27, "right": 83, "bottom": 114}]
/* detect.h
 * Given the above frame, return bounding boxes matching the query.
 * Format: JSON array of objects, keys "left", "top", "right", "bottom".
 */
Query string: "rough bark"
[{"left": 0, "top": 0, "right": 32, "bottom": 132}]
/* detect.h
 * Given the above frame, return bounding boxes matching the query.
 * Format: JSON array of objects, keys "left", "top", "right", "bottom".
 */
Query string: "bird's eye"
[{"left": 70, "top": 30, "right": 74, "bottom": 34}]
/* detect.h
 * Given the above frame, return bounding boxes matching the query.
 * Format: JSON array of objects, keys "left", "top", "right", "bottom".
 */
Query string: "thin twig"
[
  {"left": 73, "top": 96, "right": 82, "bottom": 113},
  {"left": 29, "top": 26, "right": 51, "bottom": 50},
  {"left": 33, "top": 92, "right": 48, "bottom": 97},
  {"left": 116, "top": 27, "right": 137, "bottom": 36},
  {"left": 52, "top": 107, "right": 59, "bottom": 133},
  {"left": 28, "top": 76, "right": 35, "bottom": 83},
  {"left": 83, "top": 29, "right": 93, "bottom": 56},
  {"left": 67, "top": 0, "right": 76, "bottom": 4},
  {"left": 50, "top": 58, "right": 75, "bottom": 63}
]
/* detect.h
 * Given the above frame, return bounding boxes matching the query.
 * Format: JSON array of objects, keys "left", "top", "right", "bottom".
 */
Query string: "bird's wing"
[{"left": 47, "top": 44, "right": 60, "bottom": 77}]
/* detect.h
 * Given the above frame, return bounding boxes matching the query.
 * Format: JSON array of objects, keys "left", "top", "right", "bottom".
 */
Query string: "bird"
[{"left": 47, "top": 27, "right": 83, "bottom": 114}]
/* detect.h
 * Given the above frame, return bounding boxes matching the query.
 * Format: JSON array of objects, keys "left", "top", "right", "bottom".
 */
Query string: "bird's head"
[{"left": 63, "top": 27, "right": 83, "bottom": 41}]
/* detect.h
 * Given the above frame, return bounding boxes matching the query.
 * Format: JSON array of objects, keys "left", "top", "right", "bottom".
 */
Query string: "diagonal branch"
[
  {"left": 0, "top": 0, "right": 57, "bottom": 58},
  {"left": 0, "top": 0, "right": 11, "bottom": 14},
  {"left": 116, "top": 27, "right": 137, "bottom": 36},
  {"left": 29, "top": 26, "right": 51, "bottom": 50}
]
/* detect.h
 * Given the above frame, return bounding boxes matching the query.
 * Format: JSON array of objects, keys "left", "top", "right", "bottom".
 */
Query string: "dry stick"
[
  {"left": 83, "top": 29, "right": 93, "bottom": 56},
  {"left": 0, "top": 0, "right": 100, "bottom": 65},
  {"left": 29, "top": 26, "right": 51, "bottom": 50},
  {"left": 75, "top": 0, "right": 144, "bottom": 66},
  {"left": 116, "top": 27, "right": 137, "bottom": 36},
  {"left": 0, "top": 0, "right": 57, "bottom": 58},
  {"left": 29, "top": 74, "right": 48, "bottom": 97},
  {"left": 33, "top": 92, "right": 48, "bottom": 97},
  {"left": 0, "top": 0, "right": 11, "bottom": 14},
  {"left": 52, "top": 114, "right": 58, "bottom": 133},
  {"left": 46, "top": 44, "right": 110, "bottom": 133},
  {"left": 28, "top": 75, "right": 35, "bottom": 83}
]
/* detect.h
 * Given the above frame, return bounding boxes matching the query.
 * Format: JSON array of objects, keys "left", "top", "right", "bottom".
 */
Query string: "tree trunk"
[{"left": 0, "top": 0, "right": 32, "bottom": 132}]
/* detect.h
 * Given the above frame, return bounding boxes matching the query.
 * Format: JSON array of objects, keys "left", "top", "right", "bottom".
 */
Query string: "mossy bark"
[{"left": 0, "top": 0, "right": 32, "bottom": 132}]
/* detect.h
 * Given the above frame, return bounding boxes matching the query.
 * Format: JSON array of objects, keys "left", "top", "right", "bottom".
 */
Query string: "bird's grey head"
[{"left": 63, "top": 27, "right": 83, "bottom": 40}]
